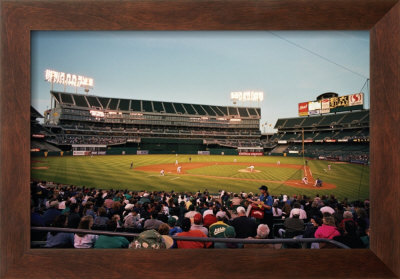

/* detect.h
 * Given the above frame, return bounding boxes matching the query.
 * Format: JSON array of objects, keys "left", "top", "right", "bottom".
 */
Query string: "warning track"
[{"left": 135, "top": 162, "right": 336, "bottom": 190}]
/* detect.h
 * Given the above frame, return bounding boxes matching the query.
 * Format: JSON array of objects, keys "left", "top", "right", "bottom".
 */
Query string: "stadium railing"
[{"left": 31, "top": 227, "right": 350, "bottom": 249}]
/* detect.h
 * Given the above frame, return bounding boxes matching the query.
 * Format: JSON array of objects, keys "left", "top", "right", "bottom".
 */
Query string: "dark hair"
[
  {"left": 158, "top": 223, "right": 170, "bottom": 235},
  {"left": 311, "top": 215, "right": 323, "bottom": 226},
  {"left": 344, "top": 220, "right": 357, "bottom": 235},
  {"left": 77, "top": 216, "right": 93, "bottom": 237},
  {"left": 69, "top": 203, "right": 79, "bottom": 212},
  {"left": 181, "top": 217, "right": 191, "bottom": 232},
  {"left": 98, "top": 207, "right": 107, "bottom": 217},
  {"left": 50, "top": 214, "right": 68, "bottom": 236},
  {"left": 106, "top": 219, "right": 117, "bottom": 232}
]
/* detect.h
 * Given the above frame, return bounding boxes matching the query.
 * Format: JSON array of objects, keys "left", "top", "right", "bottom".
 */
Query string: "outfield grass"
[{"left": 31, "top": 154, "right": 369, "bottom": 201}]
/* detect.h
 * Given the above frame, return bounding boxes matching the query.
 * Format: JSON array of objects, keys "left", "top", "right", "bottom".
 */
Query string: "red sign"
[
  {"left": 298, "top": 102, "right": 308, "bottom": 116},
  {"left": 325, "top": 139, "right": 337, "bottom": 142},
  {"left": 238, "top": 152, "right": 264, "bottom": 156}
]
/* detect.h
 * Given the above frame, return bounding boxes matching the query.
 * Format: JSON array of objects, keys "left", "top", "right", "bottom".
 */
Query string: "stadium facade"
[
  {"left": 42, "top": 91, "right": 262, "bottom": 155},
  {"left": 32, "top": 90, "right": 369, "bottom": 162}
]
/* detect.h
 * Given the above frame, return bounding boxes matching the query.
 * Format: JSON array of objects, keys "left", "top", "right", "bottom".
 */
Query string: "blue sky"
[{"left": 31, "top": 31, "right": 369, "bottom": 132}]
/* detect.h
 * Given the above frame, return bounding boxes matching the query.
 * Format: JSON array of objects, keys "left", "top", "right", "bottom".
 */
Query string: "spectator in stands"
[
  {"left": 45, "top": 215, "right": 74, "bottom": 248},
  {"left": 333, "top": 220, "right": 364, "bottom": 249},
  {"left": 202, "top": 202, "right": 214, "bottom": 218},
  {"left": 289, "top": 202, "right": 307, "bottom": 220},
  {"left": 157, "top": 223, "right": 174, "bottom": 249},
  {"left": 176, "top": 218, "right": 211, "bottom": 249},
  {"left": 280, "top": 208, "right": 305, "bottom": 238},
  {"left": 31, "top": 203, "right": 45, "bottom": 227},
  {"left": 94, "top": 219, "right": 129, "bottom": 249},
  {"left": 43, "top": 200, "right": 61, "bottom": 227},
  {"left": 109, "top": 201, "right": 123, "bottom": 219},
  {"left": 93, "top": 207, "right": 109, "bottom": 228},
  {"left": 124, "top": 207, "right": 142, "bottom": 230},
  {"left": 314, "top": 215, "right": 340, "bottom": 240},
  {"left": 191, "top": 213, "right": 208, "bottom": 236},
  {"left": 68, "top": 203, "right": 81, "bottom": 229},
  {"left": 333, "top": 203, "right": 344, "bottom": 227},
  {"left": 231, "top": 206, "right": 257, "bottom": 239},
  {"left": 355, "top": 208, "right": 369, "bottom": 237},
  {"left": 303, "top": 215, "right": 322, "bottom": 238},
  {"left": 184, "top": 204, "right": 198, "bottom": 220},
  {"left": 104, "top": 195, "right": 114, "bottom": 210},
  {"left": 214, "top": 226, "right": 239, "bottom": 249},
  {"left": 306, "top": 200, "right": 322, "bottom": 220},
  {"left": 339, "top": 211, "right": 356, "bottom": 232},
  {"left": 231, "top": 193, "right": 242, "bottom": 213},
  {"left": 320, "top": 202, "right": 335, "bottom": 215},
  {"left": 144, "top": 211, "right": 164, "bottom": 230},
  {"left": 203, "top": 214, "right": 218, "bottom": 229},
  {"left": 178, "top": 201, "right": 188, "bottom": 225},
  {"left": 83, "top": 201, "right": 96, "bottom": 219},
  {"left": 281, "top": 199, "right": 292, "bottom": 217},
  {"left": 272, "top": 202, "right": 283, "bottom": 218},
  {"left": 244, "top": 224, "right": 276, "bottom": 249},
  {"left": 74, "top": 216, "right": 98, "bottom": 248},
  {"left": 168, "top": 216, "right": 182, "bottom": 236},
  {"left": 208, "top": 211, "right": 231, "bottom": 248}
]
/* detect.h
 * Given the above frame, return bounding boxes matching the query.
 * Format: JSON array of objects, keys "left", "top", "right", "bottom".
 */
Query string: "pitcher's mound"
[{"left": 238, "top": 169, "right": 261, "bottom": 173}]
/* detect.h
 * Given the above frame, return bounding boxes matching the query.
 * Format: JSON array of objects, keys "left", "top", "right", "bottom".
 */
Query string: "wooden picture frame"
[{"left": 1, "top": 0, "right": 399, "bottom": 278}]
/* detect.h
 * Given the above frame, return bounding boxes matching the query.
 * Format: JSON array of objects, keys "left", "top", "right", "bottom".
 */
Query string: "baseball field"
[{"left": 31, "top": 154, "right": 369, "bottom": 201}]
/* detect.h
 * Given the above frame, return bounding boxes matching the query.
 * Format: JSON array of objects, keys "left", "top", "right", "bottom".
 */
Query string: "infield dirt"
[{"left": 135, "top": 162, "right": 336, "bottom": 190}]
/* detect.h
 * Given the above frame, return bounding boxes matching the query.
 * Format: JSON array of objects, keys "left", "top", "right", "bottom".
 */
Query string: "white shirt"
[
  {"left": 273, "top": 207, "right": 283, "bottom": 217},
  {"left": 74, "top": 234, "right": 98, "bottom": 248},
  {"left": 289, "top": 208, "right": 307, "bottom": 219},
  {"left": 320, "top": 206, "right": 335, "bottom": 215}
]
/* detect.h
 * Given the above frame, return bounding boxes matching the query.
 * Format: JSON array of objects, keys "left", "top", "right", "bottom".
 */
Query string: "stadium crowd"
[{"left": 31, "top": 181, "right": 370, "bottom": 249}]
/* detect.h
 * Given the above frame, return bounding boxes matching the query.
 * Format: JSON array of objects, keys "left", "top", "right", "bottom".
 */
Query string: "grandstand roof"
[
  {"left": 51, "top": 91, "right": 260, "bottom": 118},
  {"left": 275, "top": 110, "right": 369, "bottom": 130}
]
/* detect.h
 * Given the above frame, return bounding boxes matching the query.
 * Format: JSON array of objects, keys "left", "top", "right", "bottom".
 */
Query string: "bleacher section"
[
  {"left": 270, "top": 109, "right": 369, "bottom": 162},
  {"left": 44, "top": 91, "right": 262, "bottom": 152}
]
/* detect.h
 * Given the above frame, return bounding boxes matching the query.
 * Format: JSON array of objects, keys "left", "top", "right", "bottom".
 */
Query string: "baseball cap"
[
  {"left": 259, "top": 185, "right": 268, "bottom": 191},
  {"left": 193, "top": 213, "right": 203, "bottom": 224},
  {"left": 168, "top": 216, "right": 177, "bottom": 227}
]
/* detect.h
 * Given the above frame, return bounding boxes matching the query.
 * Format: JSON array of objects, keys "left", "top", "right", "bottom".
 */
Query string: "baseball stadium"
[
  {"left": 31, "top": 88, "right": 369, "bottom": 200},
  {"left": 30, "top": 32, "right": 371, "bottom": 251}
]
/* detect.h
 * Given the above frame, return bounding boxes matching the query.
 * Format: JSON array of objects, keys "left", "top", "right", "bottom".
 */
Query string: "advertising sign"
[
  {"left": 300, "top": 93, "right": 364, "bottom": 116},
  {"left": 238, "top": 152, "right": 263, "bottom": 156},
  {"left": 308, "top": 101, "right": 321, "bottom": 115},
  {"left": 349, "top": 93, "right": 364, "bottom": 106},
  {"left": 298, "top": 102, "right": 309, "bottom": 116},
  {"left": 321, "top": 99, "right": 330, "bottom": 114}
]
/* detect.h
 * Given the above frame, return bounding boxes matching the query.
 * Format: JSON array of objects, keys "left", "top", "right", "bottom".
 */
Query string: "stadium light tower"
[
  {"left": 230, "top": 91, "right": 264, "bottom": 107},
  {"left": 44, "top": 69, "right": 94, "bottom": 94}
]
